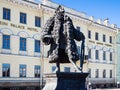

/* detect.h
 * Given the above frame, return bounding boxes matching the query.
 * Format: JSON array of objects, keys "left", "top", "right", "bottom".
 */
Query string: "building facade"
[
  {"left": 0, "top": 0, "right": 119, "bottom": 90},
  {"left": 116, "top": 29, "right": 120, "bottom": 87},
  {"left": 0, "top": 0, "right": 43, "bottom": 90},
  {"left": 86, "top": 19, "right": 117, "bottom": 88}
]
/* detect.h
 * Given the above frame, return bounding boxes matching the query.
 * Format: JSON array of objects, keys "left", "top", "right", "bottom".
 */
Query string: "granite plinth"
[{"left": 43, "top": 72, "right": 89, "bottom": 90}]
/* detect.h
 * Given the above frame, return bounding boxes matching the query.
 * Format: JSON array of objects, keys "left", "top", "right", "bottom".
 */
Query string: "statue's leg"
[
  {"left": 56, "top": 61, "right": 60, "bottom": 72},
  {"left": 68, "top": 58, "right": 81, "bottom": 72},
  {"left": 53, "top": 61, "right": 60, "bottom": 73}
]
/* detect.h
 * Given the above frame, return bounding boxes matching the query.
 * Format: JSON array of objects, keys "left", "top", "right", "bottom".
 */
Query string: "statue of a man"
[{"left": 41, "top": 5, "right": 85, "bottom": 72}]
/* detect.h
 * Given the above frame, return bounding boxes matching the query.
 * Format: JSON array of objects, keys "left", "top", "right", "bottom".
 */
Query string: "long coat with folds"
[{"left": 41, "top": 15, "right": 85, "bottom": 63}]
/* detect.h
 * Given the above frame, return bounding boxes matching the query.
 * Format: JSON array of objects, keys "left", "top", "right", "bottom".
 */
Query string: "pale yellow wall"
[
  {"left": 0, "top": 33, "right": 2, "bottom": 52},
  {"left": 0, "top": 54, "right": 41, "bottom": 77},
  {"left": 11, "top": 36, "right": 19, "bottom": 54}
]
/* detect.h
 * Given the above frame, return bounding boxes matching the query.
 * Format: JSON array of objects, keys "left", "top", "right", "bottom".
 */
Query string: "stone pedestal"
[{"left": 43, "top": 72, "right": 89, "bottom": 90}]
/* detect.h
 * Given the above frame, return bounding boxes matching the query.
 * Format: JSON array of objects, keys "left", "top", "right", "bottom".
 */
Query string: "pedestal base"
[{"left": 43, "top": 72, "right": 89, "bottom": 90}]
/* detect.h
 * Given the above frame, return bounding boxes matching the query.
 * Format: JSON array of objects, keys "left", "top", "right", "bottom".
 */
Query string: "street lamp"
[{"left": 117, "top": 81, "right": 119, "bottom": 88}]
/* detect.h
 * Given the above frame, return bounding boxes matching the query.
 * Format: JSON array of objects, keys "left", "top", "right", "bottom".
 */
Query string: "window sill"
[
  {"left": 1, "top": 49, "right": 11, "bottom": 54},
  {"left": 34, "top": 52, "right": 40, "bottom": 57},
  {"left": 19, "top": 51, "right": 27, "bottom": 56},
  {"left": 3, "top": 18, "right": 11, "bottom": 21}
]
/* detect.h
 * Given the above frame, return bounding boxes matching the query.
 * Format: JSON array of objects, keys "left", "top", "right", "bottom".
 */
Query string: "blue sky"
[{"left": 40, "top": 0, "right": 120, "bottom": 28}]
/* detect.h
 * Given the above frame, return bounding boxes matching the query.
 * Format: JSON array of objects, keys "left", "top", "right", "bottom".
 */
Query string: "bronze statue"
[{"left": 41, "top": 5, "right": 85, "bottom": 72}]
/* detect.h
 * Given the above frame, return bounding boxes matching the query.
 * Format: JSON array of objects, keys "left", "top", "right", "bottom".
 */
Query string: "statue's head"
[{"left": 55, "top": 5, "right": 65, "bottom": 20}]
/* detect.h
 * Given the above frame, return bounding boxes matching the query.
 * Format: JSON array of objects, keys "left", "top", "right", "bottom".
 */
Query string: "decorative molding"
[
  {"left": 96, "top": 42, "right": 103, "bottom": 45},
  {"left": 102, "top": 47, "right": 109, "bottom": 51},
  {"left": 33, "top": 34, "right": 41, "bottom": 40},
  {"left": 109, "top": 48, "right": 114, "bottom": 52},
  {"left": 17, "top": 31, "right": 29, "bottom": 38},
  {"left": 105, "top": 44, "right": 112, "bottom": 47},
  {"left": 89, "top": 40, "right": 95, "bottom": 43},
  {"left": 0, "top": 28, "right": 13, "bottom": 35},
  {"left": 95, "top": 45, "right": 102, "bottom": 50},
  {"left": 5, "top": 0, "right": 39, "bottom": 10}
]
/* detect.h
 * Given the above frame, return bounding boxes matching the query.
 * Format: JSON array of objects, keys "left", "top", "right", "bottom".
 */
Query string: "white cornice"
[
  {"left": 88, "top": 21, "right": 117, "bottom": 33},
  {"left": 5, "top": 0, "right": 40, "bottom": 10}
]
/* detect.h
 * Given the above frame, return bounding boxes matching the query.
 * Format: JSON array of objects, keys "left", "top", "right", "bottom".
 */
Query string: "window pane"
[
  {"left": 20, "top": 37, "right": 26, "bottom": 51},
  {"left": 35, "top": 65, "right": 40, "bottom": 77},
  {"left": 103, "top": 51, "right": 106, "bottom": 60},
  {"left": 95, "top": 32, "right": 99, "bottom": 40},
  {"left": 88, "top": 30, "right": 91, "bottom": 39},
  {"left": 88, "top": 68, "right": 91, "bottom": 78},
  {"left": 20, "top": 12, "right": 26, "bottom": 24},
  {"left": 3, "top": 35, "right": 10, "bottom": 49},
  {"left": 110, "top": 52, "right": 112, "bottom": 61},
  {"left": 52, "top": 66, "right": 56, "bottom": 72},
  {"left": 64, "top": 67, "right": 70, "bottom": 72},
  {"left": 103, "top": 34, "right": 106, "bottom": 42},
  {"left": 110, "top": 36, "right": 112, "bottom": 43},
  {"left": 35, "top": 16, "right": 41, "bottom": 27},
  {"left": 77, "top": 46, "right": 80, "bottom": 55},
  {"left": 95, "top": 50, "right": 99, "bottom": 59},
  {"left": 95, "top": 69, "right": 99, "bottom": 78},
  {"left": 103, "top": 70, "right": 106, "bottom": 78},
  {"left": 35, "top": 40, "right": 40, "bottom": 52},
  {"left": 2, "top": 64, "right": 10, "bottom": 77},
  {"left": 88, "top": 49, "right": 91, "bottom": 59},
  {"left": 110, "top": 70, "right": 112, "bottom": 78},
  {"left": 19, "top": 64, "right": 26, "bottom": 77},
  {"left": 3, "top": 8, "right": 10, "bottom": 20}
]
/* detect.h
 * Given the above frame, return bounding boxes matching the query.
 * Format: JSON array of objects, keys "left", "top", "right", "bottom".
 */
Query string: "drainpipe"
[{"left": 39, "top": 3, "right": 45, "bottom": 90}]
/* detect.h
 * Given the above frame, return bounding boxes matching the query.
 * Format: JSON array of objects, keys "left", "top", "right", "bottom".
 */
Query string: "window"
[
  {"left": 64, "top": 67, "right": 70, "bottom": 72},
  {"left": 76, "top": 26, "right": 80, "bottom": 31},
  {"left": 95, "top": 32, "right": 99, "bottom": 40},
  {"left": 88, "top": 49, "right": 91, "bottom": 59},
  {"left": 103, "top": 69, "right": 106, "bottom": 78},
  {"left": 35, "top": 65, "right": 40, "bottom": 77},
  {"left": 110, "top": 70, "right": 112, "bottom": 78},
  {"left": 85, "top": 55, "right": 88, "bottom": 60},
  {"left": 3, "top": 8, "right": 10, "bottom": 20},
  {"left": 103, "top": 51, "right": 106, "bottom": 60},
  {"left": 110, "top": 52, "right": 112, "bottom": 61},
  {"left": 20, "top": 37, "right": 26, "bottom": 51},
  {"left": 88, "top": 68, "right": 91, "bottom": 78},
  {"left": 88, "top": 30, "right": 91, "bottom": 39},
  {"left": 103, "top": 34, "right": 106, "bottom": 42},
  {"left": 35, "top": 16, "right": 41, "bottom": 27},
  {"left": 2, "top": 35, "right": 10, "bottom": 49},
  {"left": 35, "top": 40, "right": 40, "bottom": 52},
  {"left": 95, "top": 50, "right": 99, "bottom": 60},
  {"left": 2, "top": 64, "right": 10, "bottom": 77},
  {"left": 20, "top": 12, "right": 27, "bottom": 24},
  {"left": 77, "top": 46, "right": 80, "bottom": 55},
  {"left": 110, "top": 36, "right": 112, "bottom": 43},
  {"left": 95, "top": 69, "right": 99, "bottom": 78},
  {"left": 52, "top": 66, "right": 57, "bottom": 72},
  {"left": 19, "top": 64, "right": 26, "bottom": 77}
]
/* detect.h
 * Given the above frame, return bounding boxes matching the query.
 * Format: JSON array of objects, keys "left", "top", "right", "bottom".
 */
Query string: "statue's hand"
[{"left": 42, "top": 35, "right": 53, "bottom": 45}]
